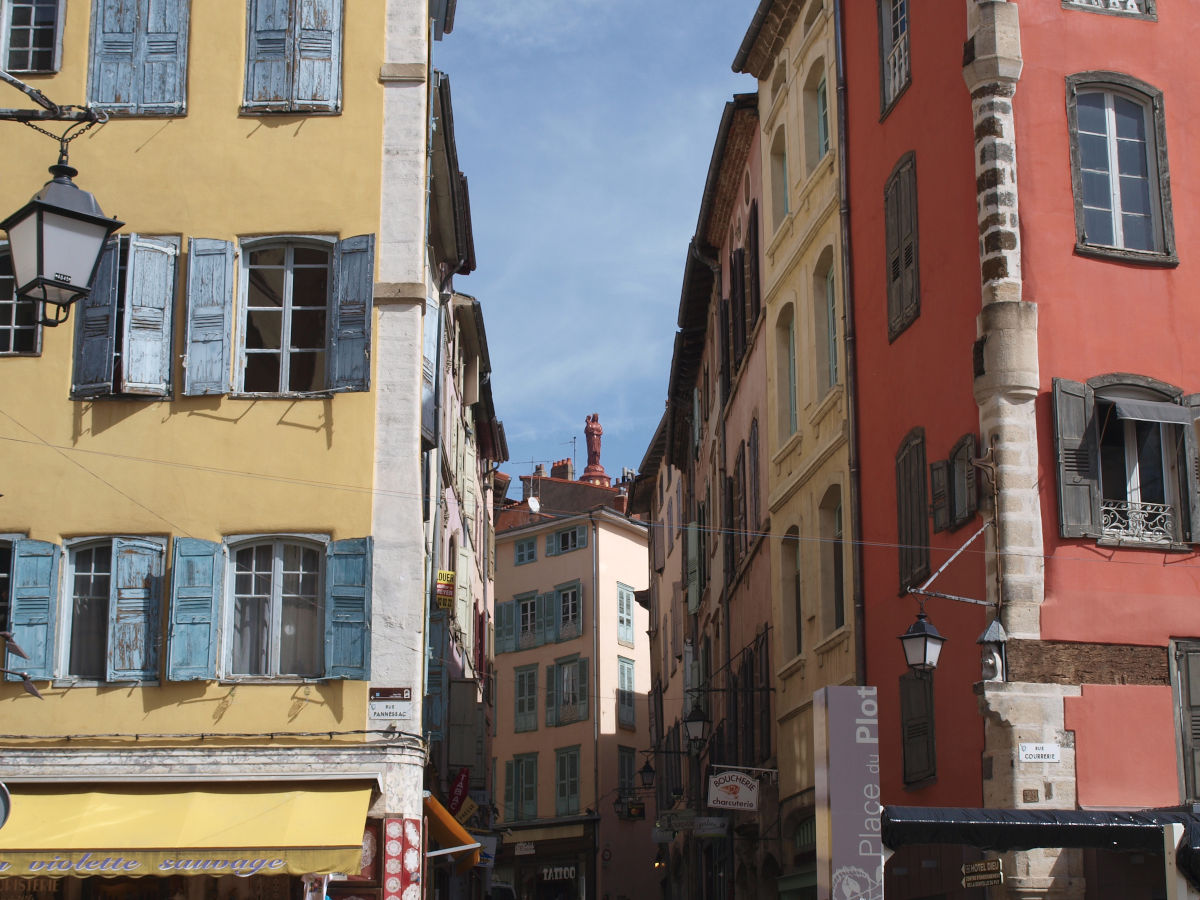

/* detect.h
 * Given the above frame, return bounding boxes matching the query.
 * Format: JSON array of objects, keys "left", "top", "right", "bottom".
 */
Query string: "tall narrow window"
[
  {"left": 515, "top": 665, "right": 537, "bottom": 733},
  {"left": 896, "top": 428, "right": 930, "bottom": 589},
  {"left": 618, "top": 745, "right": 636, "bottom": 793},
  {"left": 749, "top": 419, "right": 761, "bottom": 534},
  {"left": 879, "top": 0, "right": 910, "bottom": 113},
  {"left": 242, "top": 243, "right": 330, "bottom": 393},
  {"left": 88, "top": 0, "right": 189, "bottom": 115},
  {"left": 804, "top": 62, "right": 829, "bottom": 175},
  {"left": 900, "top": 670, "right": 935, "bottom": 785},
  {"left": 69, "top": 543, "right": 111, "bottom": 680},
  {"left": 1174, "top": 641, "right": 1200, "bottom": 801},
  {"left": 817, "top": 75, "right": 830, "bottom": 158},
  {"left": 617, "top": 583, "right": 635, "bottom": 646},
  {"left": 244, "top": 0, "right": 344, "bottom": 114},
  {"left": 814, "top": 249, "right": 839, "bottom": 394},
  {"left": 0, "top": 250, "right": 38, "bottom": 355},
  {"left": 770, "top": 127, "right": 789, "bottom": 230},
  {"left": 231, "top": 539, "right": 323, "bottom": 677},
  {"left": 885, "top": 153, "right": 920, "bottom": 341},
  {"left": 555, "top": 747, "right": 580, "bottom": 816},
  {"left": 1067, "top": 74, "right": 1175, "bottom": 262},
  {"left": 5, "top": 0, "right": 63, "bottom": 73},
  {"left": 784, "top": 526, "right": 803, "bottom": 657},
  {"left": 504, "top": 754, "right": 538, "bottom": 821},
  {"left": 776, "top": 307, "right": 798, "bottom": 440},
  {"left": 618, "top": 656, "right": 635, "bottom": 728},
  {"left": 821, "top": 486, "right": 845, "bottom": 632}
]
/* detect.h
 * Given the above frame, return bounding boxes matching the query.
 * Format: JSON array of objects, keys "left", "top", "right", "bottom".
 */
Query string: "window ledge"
[
  {"left": 778, "top": 653, "right": 807, "bottom": 681},
  {"left": 230, "top": 391, "right": 339, "bottom": 400},
  {"left": 808, "top": 383, "right": 844, "bottom": 429},
  {"left": 219, "top": 676, "right": 328, "bottom": 684},
  {"left": 772, "top": 429, "right": 803, "bottom": 466},
  {"left": 618, "top": 639, "right": 635, "bottom": 649},
  {"left": 879, "top": 78, "right": 911, "bottom": 122},
  {"left": 51, "top": 679, "right": 159, "bottom": 688},
  {"left": 239, "top": 107, "right": 342, "bottom": 117},
  {"left": 1075, "top": 242, "right": 1178, "bottom": 268},
  {"left": 1096, "top": 536, "right": 1192, "bottom": 553}
]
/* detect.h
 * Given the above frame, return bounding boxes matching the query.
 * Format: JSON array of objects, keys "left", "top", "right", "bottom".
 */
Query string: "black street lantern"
[
  {"left": 682, "top": 704, "right": 710, "bottom": 747},
  {"left": 899, "top": 611, "right": 947, "bottom": 672},
  {"left": 638, "top": 759, "right": 656, "bottom": 789},
  {"left": 1, "top": 157, "right": 122, "bottom": 326}
]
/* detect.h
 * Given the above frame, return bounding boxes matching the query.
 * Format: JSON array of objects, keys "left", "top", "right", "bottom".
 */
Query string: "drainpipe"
[
  {"left": 833, "top": 0, "right": 867, "bottom": 689},
  {"left": 589, "top": 510, "right": 601, "bottom": 897}
]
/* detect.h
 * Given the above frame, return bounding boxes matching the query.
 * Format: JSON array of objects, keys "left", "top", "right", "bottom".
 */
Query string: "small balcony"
[{"left": 1100, "top": 499, "right": 1174, "bottom": 544}]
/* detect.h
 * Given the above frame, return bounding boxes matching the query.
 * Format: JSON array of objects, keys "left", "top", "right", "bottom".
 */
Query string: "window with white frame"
[
  {"left": 3, "top": 0, "right": 64, "bottom": 73},
  {"left": 617, "top": 583, "right": 635, "bottom": 646},
  {"left": 618, "top": 656, "right": 635, "bottom": 728},
  {"left": 504, "top": 753, "right": 538, "bottom": 821},
  {"left": 230, "top": 538, "right": 324, "bottom": 677},
  {"left": 547, "top": 656, "right": 588, "bottom": 726},
  {"left": 515, "top": 664, "right": 537, "bottom": 733},
  {"left": 546, "top": 524, "right": 586, "bottom": 557},
  {"left": 1067, "top": 74, "right": 1175, "bottom": 263},
  {"left": 514, "top": 537, "right": 536, "bottom": 565},
  {"left": 557, "top": 583, "right": 580, "bottom": 639},
  {"left": 517, "top": 593, "right": 538, "bottom": 647},
  {"left": 0, "top": 249, "right": 38, "bottom": 356},
  {"left": 879, "top": 0, "right": 910, "bottom": 113}
]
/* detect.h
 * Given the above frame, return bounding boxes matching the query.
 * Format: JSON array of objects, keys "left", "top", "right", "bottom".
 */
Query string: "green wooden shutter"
[
  {"left": 107, "top": 537, "right": 164, "bottom": 682},
  {"left": 71, "top": 239, "right": 120, "bottom": 398},
  {"left": 546, "top": 664, "right": 557, "bottom": 727},
  {"left": 900, "top": 671, "right": 936, "bottom": 785},
  {"left": 167, "top": 538, "right": 221, "bottom": 680},
  {"left": 184, "top": 238, "right": 234, "bottom": 396},
  {"left": 503, "top": 759, "right": 514, "bottom": 821},
  {"left": 546, "top": 532, "right": 558, "bottom": 557},
  {"left": 1183, "top": 396, "right": 1200, "bottom": 543},
  {"left": 577, "top": 658, "right": 589, "bottom": 721},
  {"left": 576, "top": 524, "right": 588, "bottom": 549},
  {"left": 520, "top": 756, "right": 537, "bottom": 819},
  {"left": 541, "top": 592, "right": 556, "bottom": 644},
  {"left": 686, "top": 522, "right": 699, "bottom": 613},
  {"left": 329, "top": 233, "right": 373, "bottom": 391},
  {"left": 324, "top": 537, "right": 372, "bottom": 679},
  {"left": 1053, "top": 378, "right": 1100, "bottom": 538},
  {"left": 496, "top": 601, "right": 514, "bottom": 654},
  {"left": 9, "top": 539, "right": 60, "bottom": 681},
  {"left": 120, "top": 235, "right": 177, "bottom": 397},
  {"left": 929, "top": 460, "right": 950, "bottom": 533}
]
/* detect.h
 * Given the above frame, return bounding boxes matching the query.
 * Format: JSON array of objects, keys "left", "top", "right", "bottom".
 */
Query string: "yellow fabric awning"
[
  {"left": 0, "top": 782, "right": 372, "bottom": 878},
  {"left": 422, "top": 794, "right": 480, "bottom": 870}
]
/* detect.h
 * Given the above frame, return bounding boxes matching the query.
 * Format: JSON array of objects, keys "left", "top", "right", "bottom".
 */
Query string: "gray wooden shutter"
[
  {"left": 1183, "top": 395, "right": 1200, "bottom": 543},
  {"left": 107, "top": 537, "right": 164, "bottom": 682},
  {"left": 900, "top": 671, "right": 935, "bottom": 784},
  {"left": 292, "top": 0, "right": 342, "bottom": 112},
  {"left": 324, "top": 537, "right": 372, "bottom": 679},
  {"left": 885, "top": 171, "right": 902, "bottom": 335},
  {"left": 72, "top": 238, "right": 120, "bottom": 398},
  {"left": 503, "top": 759, "right": 514, "bottom": 820},
  {"left": 496, "top": 601, "right": 514, "bottom": 654},
  {"left": 137, "top": 0, "right": 189, "bottom": 114},
  {"left": 576, "top": 524, "right": 588, "bottom": 549},
  {"left": 243, "top": 0, "right": 292, "bottom": 110},
  {"left": 545, "top": 664, "right": 557, "bottom": 727},
  {"left": 541, "top": 592, "right": 556, "bottom": 644},
  {"left": 9, "top": 539, "right": 60, "bottom": 681},
  {"left": 520, "top": 756, "right": 537, "bottom": 819},
  {"left": 88, "top": 0, "right": 138, "bottom": 113},
  {"left": 1053, "top": 377, "right": 1100, "bottom": 538},
  {"left": 929, "top": 460, "right": 950, "bottom": 533},
  {"left": 329, "top": 233, "right": 373, "bottom": 391},
  {"left": 1178, "top": 643, "right": 1200, "bottom": 800},
  {"left": 546, "top": 533, "right": 558, "bottom": 557},
  {"left": 577, "top": 658, "right": 589, "bottom": 721},
  {"left": 747, "top": 200, "right": 761, "bottom": 323},
  {"left": 686, "top": 522, "right": 699, "bottom": 613},
  {"left": 899, "top": 159, "right": 919, "bottom": 325},
  {"left": 167, "top": 537, "right": 220, "bottom": 680},
  {"left": 183, "top": 238, "right": 234, "bottom": 396},
  {"left": 120, "top": 235, "right": 177, "bottom": 396}
]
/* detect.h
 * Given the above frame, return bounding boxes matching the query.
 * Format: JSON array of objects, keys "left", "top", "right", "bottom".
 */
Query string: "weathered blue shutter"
[
  {"left": 72, "top": 239, "right": 119, "bottom": 398},
  {"left": 167, "top": 537, "right": 220, "bottom": 680},
  {"left": 324, "top": 537, "right": 372, "bottom": 679},
  {"left": 107, "top": 537, "right": 164, "bottom": 682},
  {"left": 328, "top": 234, "right": 374, "bottom": 391},
  {"left": 120, "top": 235, "right": 177, "bottom": 396},
  {"left": 243, "top": 0, "right": 292, "bottom": 110},
  {"left": 503, "top": 759, "right": 514, "bottom": 821},
  {"left": 88, "top": 0, "right": 138, "bottom": 113},
  {"left": 545, "top": 533, "right": 557, "bottom": 557},
  {"left": 575, "top": 524, "right": 587, "bottom": 549},
  {"left": 293, "top": 0, "right": 342, "bottom": 112},
  {"left": 532, "top": 594, "right": 545, "bottom": 647},
  {"left": 577, "top": 659, "right": 589, "bottom": 721},
  {"left": 520, "top": 756, "right": 537, "bottom": 819},
  {"left": 545, "top": 664, "right": 557, "bottom": 727},
  {"left": 137, "top": 0, "right": 189, "bottom": 114},
  {"left": 9, "top": 540, "right": 59, "bottom": 681},
  {"left": 541, "top": 592, "right": 556, "bottom": 644},
  {"left": 496, "top": 601, "right": 514, "bottom": 654},
  {"left": 183, "top": 238, "right": 234, "bottom": 396}
]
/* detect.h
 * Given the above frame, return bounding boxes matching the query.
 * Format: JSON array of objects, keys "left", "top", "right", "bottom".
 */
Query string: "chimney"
[{"left": 550, "top": 458, "right": 574, "bottom": 481}]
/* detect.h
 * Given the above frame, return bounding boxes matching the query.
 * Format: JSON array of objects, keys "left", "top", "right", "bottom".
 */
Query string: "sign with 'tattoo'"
[{"left": 706, "top": 771, "right": 759, "bottom": 811}]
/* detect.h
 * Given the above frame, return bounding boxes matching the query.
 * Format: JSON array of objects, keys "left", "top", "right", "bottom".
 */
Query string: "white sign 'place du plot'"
[{"left": 707, "top": 771, "right": 759, "bottom": 811}]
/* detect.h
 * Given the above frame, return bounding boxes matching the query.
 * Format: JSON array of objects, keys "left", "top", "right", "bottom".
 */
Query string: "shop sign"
[
  {"left": 368, "top": 687, "right": 413, "bottom": 720},
  {"left": 706, "top": 771, "right": 759, "bottom": 811},
  {"left": 694, "top": 817, "right": 728, "bottom": 839},
  {"left": 454, "top": 797, "right": 478, "bottom": 825},
  {"left": 447, "top": 768, "right": 471, "bottom": 815},
  {"left": 656, "top": 810, "right": 695, "bottom": 831},
  {"left": 435, "top": 571, "right": 456, "bottom": 609},
  {"left": 475, "top": 835, "right": 498, "bottom": 869},
  {"left": 540, "top": 865, "right": 575, "bottom": 881},
  {"left": 514, "top": 842, "right": 536, "bottom": 856},
  {"left": 0, "top": 853, "right": 290, "bottom": 877},
  {"left": 651, "top": 827, "right": 674, "bottom": 843},
  {"left": 1018, "top": 742, "right": 1060, "bottom": 763}
]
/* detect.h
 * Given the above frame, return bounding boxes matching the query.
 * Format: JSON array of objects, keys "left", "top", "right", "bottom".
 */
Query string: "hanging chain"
[{"left": 21, "top": 111, "right": 107, "bottom": 165}]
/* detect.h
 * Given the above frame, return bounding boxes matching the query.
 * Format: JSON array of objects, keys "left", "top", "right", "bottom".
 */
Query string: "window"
[
  {"left": 1064, "top": 0, "right": 1155, "bottom": 21},
  {"left": 244, "top": 0, "right": 343, "bottom": 114},
  {"left": 1067, "top": 73, "right": 1175, "bottom": 263},
  {"left": 72, "top": 235, "right": 179, "bottom": 398},
  {"left": 617, "top": 745, "right": 636, "bottom": 793},
  {"left": 515, "top": 665, "right": 537, "bottom": 732},
  {"left": 546, "top": 524, "right": 587, "bottom": 557},
  {"left": 504, "top": 753, "right": 537, "bottom": 821},
  {"left": 885, "top": 152, "right": 919, "bottom": 341},
  {"left": 931, "top": 435, "right": 979, "bottom": 533},
  {"left": 749, "top": 419, "right": 761, "bottom": 535},
  {"left": 804, "top": 63, "right": 830, "bottom": 175},
  {"left": 777, "top": 306, "right": 798, "bottom": 438},
  {"left": 1053, "top": 376, "right": 1198, "bottom": 545},
  {"left": 556, "top": 582, "right": 581, "bottom": 640},
  {"left": 4, "top": 0, "right": 63, "bottom": 72},
  {"left": 617, "top": 583, "right": 635, "bottom": 646},
  {"left": 164, "top": 535, "right": 370, "bottom": 681},
  {"left": 1174, "top": 640, "right": 1200, "bottom": 801},
  {"left": 896, "top": 428, "right": 930, "bottom": 589},
  {"left": 546, "top": 656, "right": 589, "bottom": 726},
  {"left": 0, "top": 539, "right": 12, "bottom": 635},
  {"left": 88, "top": 0, "right": 189, "bottom": 115},
  {"left": 618, "top": 656, "right": 635, "bottom": 728},
  {"left": 783, "top": 525, "right": 802, "bottom": 657},
  {"left": 746, "top": 201, "right": 761, "bottom": 327},
  {"left": 878, "top": 0, "right": 910, "bottom": 113},
  {"left": 0, "top": 249, "right": 38, "bottom": 355},
  {"left": 820, "top": 486, "right": 845, "bottom": 632},
  {"left": 517, "top": 593, "right": 538, "bottom": 648},
  {"left": 770, "top": 127, "right": 789, "bottom": 230},
  {"left": 555, "top": 746, "right": 580, "bottom": 816},
  {"left": 815, "top": 256, "right": 838, "bottom": 394},
  {"left": 514, "top": 537, "right": 536, "bottom": 565},
  {"left": 59, "top": 538, "right": 165, "bottom": 682},
  {"left": 733, "top": 442, "right": 747, "bottom": 562},
  {"left": 900, "top": 670, "right": 935, "bottom": 785}
]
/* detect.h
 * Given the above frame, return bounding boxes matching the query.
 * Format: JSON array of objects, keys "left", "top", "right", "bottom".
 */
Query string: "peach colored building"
[{"left": 492, "top": 459, "right": 651, "bottom": 900}]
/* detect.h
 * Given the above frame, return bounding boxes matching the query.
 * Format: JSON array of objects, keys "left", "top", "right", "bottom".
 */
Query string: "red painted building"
[{"left": 843, "top": 1, "right": 1195, "bottom": 896}]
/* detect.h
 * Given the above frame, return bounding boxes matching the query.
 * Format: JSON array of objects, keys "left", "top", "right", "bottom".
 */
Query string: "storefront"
[{"left": 492, "top": 825, "right": 594, "bottom": 900}]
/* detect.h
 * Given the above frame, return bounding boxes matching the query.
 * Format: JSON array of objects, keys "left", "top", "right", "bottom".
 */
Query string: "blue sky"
[{"left": 436, "top": 0, "right": 758, "bottom": 497}]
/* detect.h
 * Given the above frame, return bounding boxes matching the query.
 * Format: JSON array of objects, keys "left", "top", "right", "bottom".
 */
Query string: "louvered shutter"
[
  {"left": 455, "top": 545, "right": 471, "bottom": 631},
  {"left": 951, "top": 434, "right": 979, "bottom": 528},
  {"left": 1178, "top": 644, "right": 1200, "bottom": 800},
  {"left": 329, "top": 233, "right": 373, "bottom": 391},
  {"left": 1053, "top": 378, "right": 1100, "bottom": 538},
  {"left": 546, "top": 532, "right": 558, "bottom": 557},
  {"left": 1183, "top": 396, "right": 1200, "bottom": 543},
  {"left": 120, "top": 235, "right": 177, "bottom": 396},
  {"left": 652, "top": 521, "right": 664, "bottom": 572},
  {"left": 88, "top": 0, "right": 138, "bottom": 113},
  {"left": 503, "top": 760, "right": 514, "bottom": 821},
  {"left": 540, "top": 592, "right": 555, "bottom": 644},
  {"left": 900, "top": 671, "right": 936, "bottom": 784},
  {"left": 72, "top": 239, "right": 119, "bottom": 398},
  {"left": 899, "top": 159, "right": 920, "bottom": 325},
  {"left": 575, "top": 524, "right": 587, "bottom": 549},
  {"left": 692, "top": 387, "right": 701, "bottom": 456},
  {"left": 324, "top": 537, "right": 371, "bottom": 679},
  {"left": 137, "top": 0, "right": 189, "bottom": 114},
  {"left": 732, "top": 247, "right": 746, "bottom": 364},
  {"left": 885, "top": 171, "right": 902, "bottom": 335},
  {"left": 577, "top": 658, "right": 589, "bottom": 721},
  {"left": 167, "top": 537, "right": 220, "bottom": 680},
  {"left": 520, "top": 756, "right": 537, "bottom": 819},
  {"left": 107, "top": 537, "right": 164, "bottom": 682},
  {"left": 243, "top": 0, "right": 292, "bottom": 110},
  {"left": 747, "top": 200, "right": 761, "bottom": 324},
  {"left": 293, "top": 0, "right": 342, "bottom": 112},
  {"left": 929, "top": 460, "right": 950, "bottom": 533},
  {"left": 686, "top": 522, "right": 699, "bottom": 613},
  {"left": 9, "top": 539, "right": 60, "bottom": 681},
  {"left": 496, "top": 601, "right": 514, "bottom": 654},
  {"left": 546, "top": 664, "right": 557, "bottom": 727},
  {"left": 183, "top": 238, "right": 234, "bottom": 395}
]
